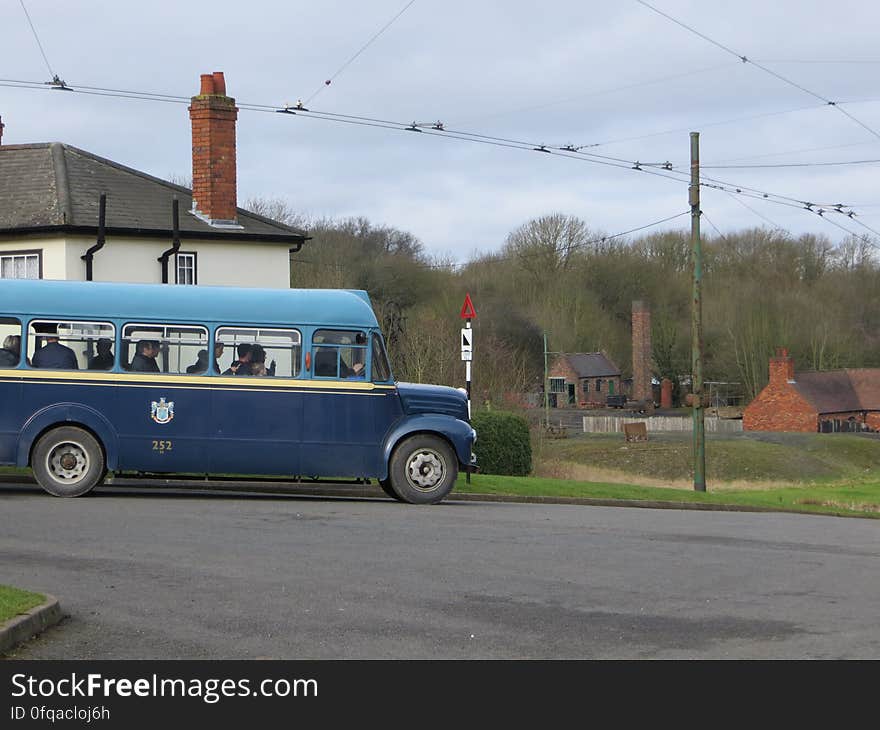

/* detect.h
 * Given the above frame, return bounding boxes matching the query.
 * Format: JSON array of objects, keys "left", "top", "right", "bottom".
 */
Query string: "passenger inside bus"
[
  {"left": 87, "top": 338, "right": 114, "bottom": 371},
  {"left": 0, "top": 334, "right": 21, "bottom": 367},
  {"left": 186, "top": 349, "right": 209, "bottom": 374},
  {"left": 130, "top": 340, "right": 160, "bottom": 373},
  {"left": 213, "top": 341, "right": 224, "bottom": 373},
  {"left": 313, "top": 347, "right": 337, "bottom": 377},
  {"left": 32, "top": 326, "right": 78, "bottom": 370},
  {"left": 224, "top": 343, "right": 252, "bottom": 375}
]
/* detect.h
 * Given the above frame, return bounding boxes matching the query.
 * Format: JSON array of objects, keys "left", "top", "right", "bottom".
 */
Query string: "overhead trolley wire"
[
  {"left": 635, "top": 0, "right": 880, "bottom": 142},
  {"left": 18, "top": 0, "right": 58, "bottom": 82},
  {"left": 303, "top": 0, "right": 418, "bottom": 105},
  {"left": 2, "top": 76, "right": 872, "bottom": 236}
]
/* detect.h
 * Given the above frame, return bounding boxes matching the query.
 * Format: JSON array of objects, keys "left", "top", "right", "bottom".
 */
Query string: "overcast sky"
[{"left": 3, "top": 0, "right": 880, "bottom": 261}]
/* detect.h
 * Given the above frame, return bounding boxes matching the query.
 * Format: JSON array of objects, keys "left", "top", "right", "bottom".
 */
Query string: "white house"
[{"left": 0, "top": 72, "right": 307, "bottom": 287}]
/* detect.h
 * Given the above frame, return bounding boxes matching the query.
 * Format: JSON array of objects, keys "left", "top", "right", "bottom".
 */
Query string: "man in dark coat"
[
  {"left": 130, "top": 340, "right": 160, "bottom": 373},
  {"left": 87, "top": 338, "right": 115, "bottom": 370},
  {"left": 32, "top": 334, "right": 78, "bottom": 369}
]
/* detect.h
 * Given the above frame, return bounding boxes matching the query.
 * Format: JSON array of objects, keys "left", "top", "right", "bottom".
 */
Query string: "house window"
[
  {"left": 0, "top": 250, "right": 41, "bottom": 279},
  {"left": 549, "top": 377, "right": 566, "bottom": 393},
  {"left": 596, "top": 379, "right": 604, "bottom": 392},
  {"left": 175, "top": 252, "right": 197, "bottom": 285}
]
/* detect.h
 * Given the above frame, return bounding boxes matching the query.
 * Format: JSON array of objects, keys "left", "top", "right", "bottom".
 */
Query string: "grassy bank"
[
  {"left": 455, "top": 473, "right": 880, "bottom": 518},
  {"left": 532, "top": 431, "right": 880, "bottom": 487},
  {"left": 0, "top": 585, "right": 45, "bottom": 624}
]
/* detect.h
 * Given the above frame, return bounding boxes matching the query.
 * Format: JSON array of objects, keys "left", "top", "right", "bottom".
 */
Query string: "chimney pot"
[
  {"left": 199, "top": 74, "right": 215, "bottom": 95},
  {"left": 212, "top": 71, "right": 226, "bottom": 95}
]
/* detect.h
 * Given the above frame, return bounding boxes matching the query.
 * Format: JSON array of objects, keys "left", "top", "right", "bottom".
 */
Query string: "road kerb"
[{"left": 0, "top": 594, "right": 64, "bottom": 656}]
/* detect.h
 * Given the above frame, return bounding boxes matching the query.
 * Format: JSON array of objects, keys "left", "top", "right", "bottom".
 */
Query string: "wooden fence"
[{"left": 582, "top": 415, "right": 743, "bottom": 434}]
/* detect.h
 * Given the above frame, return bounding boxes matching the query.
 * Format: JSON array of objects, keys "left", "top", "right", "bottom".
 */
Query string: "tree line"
[{"left": 254, "top": 197, "right": 880, "bottom": 407}]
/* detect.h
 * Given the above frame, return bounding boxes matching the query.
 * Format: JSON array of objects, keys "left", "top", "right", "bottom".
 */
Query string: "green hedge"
[{"left": 471, "top": 410, "right": 532, "bottom": 476}]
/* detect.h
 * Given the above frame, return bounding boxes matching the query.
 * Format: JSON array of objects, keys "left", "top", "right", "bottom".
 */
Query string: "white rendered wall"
[{"left": 1, "top": 235, "right": 292, "bottom": 288}]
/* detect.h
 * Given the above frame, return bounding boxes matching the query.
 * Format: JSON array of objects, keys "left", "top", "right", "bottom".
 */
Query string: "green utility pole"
[
  {"left": 690, "top": 131, "right": 706, "bottom": 492},
  {"left": 543, "top": 332, "right": 550, "bottom": 429}
]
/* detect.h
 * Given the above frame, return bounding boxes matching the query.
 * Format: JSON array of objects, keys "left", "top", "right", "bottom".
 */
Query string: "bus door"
[
  {"left": 115, "top": 323, "right": 213, "bottom": 473},
  {"left": 301, "top": 329, "right": 380, "bottom": 477},
  {"left": 209, "top": 327, "right": 303, "bottom": 476}
]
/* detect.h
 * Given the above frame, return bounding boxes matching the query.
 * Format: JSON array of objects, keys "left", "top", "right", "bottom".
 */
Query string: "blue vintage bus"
[{"left": 0, "top": 279, "right": 476, "bottom": 504}]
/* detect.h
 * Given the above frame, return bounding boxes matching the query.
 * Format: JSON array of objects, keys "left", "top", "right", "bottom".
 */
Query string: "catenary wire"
[
  {"left": 635, "top": 0, "right": 880, "bottom": 141},
  {"left": 303, "top": 0, "right": 418, "bottom": 105},
  {"left": 1, "top": 78, "right": 870, "bottom": 229},
  {"left": 18, "top": 0, "right": 56, "bottom": 80}
]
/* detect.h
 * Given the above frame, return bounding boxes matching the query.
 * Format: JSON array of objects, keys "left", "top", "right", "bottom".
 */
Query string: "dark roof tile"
[
  {"left": 793, "top": 368, "right": 880, "bottom": 413},
  {"left": 0, "top": 143, "right": 305, "bottom": 241},
  {"left": 563, "top": 352, "right": 620, "bottom": 378}
]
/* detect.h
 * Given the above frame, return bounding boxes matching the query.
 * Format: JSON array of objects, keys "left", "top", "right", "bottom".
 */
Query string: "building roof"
[
  {"left": 793, "top": 369, "right": 880, "bottom": 414},
  {"left": 0, "top": 143, "right": 307, "bottom": 244},
  {"left": 561, "top": 352, "right": 620, "bottom": 378},
  {"left": 1, "top": 278, "right": 378, "bottom": 329}
]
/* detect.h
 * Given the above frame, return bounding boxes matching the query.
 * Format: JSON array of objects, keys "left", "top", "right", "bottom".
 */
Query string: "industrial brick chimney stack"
[
  {"left": 189, "top": 72, "right": 239, "bottom": 224},
  {"left": 632, "top": 300, "right": 652, "bottom": 402}
]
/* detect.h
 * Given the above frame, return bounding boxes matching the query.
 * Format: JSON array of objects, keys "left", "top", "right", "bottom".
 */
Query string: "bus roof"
[{"left": 0, "top": 279, "right": 380, "bottom": 329}]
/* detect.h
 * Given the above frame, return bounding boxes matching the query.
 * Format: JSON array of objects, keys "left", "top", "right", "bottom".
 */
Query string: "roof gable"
[{"left": 0, "top": 143, "right": 305, "bottom": 242}]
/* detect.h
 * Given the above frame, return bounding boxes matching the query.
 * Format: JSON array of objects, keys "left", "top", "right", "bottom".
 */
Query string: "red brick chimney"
[
  {"left": 632, "top": 300, "right": 652, "bottom": 402},
  {"left": 769, "top": 347, "right": 795, "bottom": 383},
  {"left": 189, "top": 72, "right": 239, "bottom": 224}
]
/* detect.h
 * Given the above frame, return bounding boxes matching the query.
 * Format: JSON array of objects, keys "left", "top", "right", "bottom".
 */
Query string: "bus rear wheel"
[
  {"left": 32, "top": 426, "right": 105, "bottom": 497},
  {"left": 388, "top": 434, "right": 457, "bottom": 505}
]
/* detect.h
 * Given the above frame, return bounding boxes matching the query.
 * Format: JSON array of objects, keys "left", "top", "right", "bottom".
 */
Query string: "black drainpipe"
[
  {"left": 81, "top": 193, "right": 107, "bottom": 281},
  {"left": 158, "top": 198, "right": 181, "bottom": 284}
]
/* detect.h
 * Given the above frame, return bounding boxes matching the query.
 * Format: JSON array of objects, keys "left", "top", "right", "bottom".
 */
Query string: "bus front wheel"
[
  {"left": 32, "top": 426, "right": 106, "bottom": 498},
  {"left": 388, "top": 434, "right": 457, "bottom": 505},
  {"left": 378, "top": 478, "right": 404, "bottom": 502}
]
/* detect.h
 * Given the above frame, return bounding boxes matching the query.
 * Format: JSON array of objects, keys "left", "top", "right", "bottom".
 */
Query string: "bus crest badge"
[{"left": 151, "top": 397, "right": 175, "bottom": 425}]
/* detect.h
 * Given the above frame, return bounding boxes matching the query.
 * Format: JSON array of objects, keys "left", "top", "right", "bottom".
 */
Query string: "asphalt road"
[{"left": 1, "top": 483, "right": 878, "bottom": 659}]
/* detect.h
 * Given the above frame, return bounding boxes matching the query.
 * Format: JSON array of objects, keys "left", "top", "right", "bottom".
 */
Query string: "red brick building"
[
  {"left": 548, "top": 352, "right": 621, "bottom": 407},
  {"left": 743, "top": 348, "right": 880, "bottom": 432}
]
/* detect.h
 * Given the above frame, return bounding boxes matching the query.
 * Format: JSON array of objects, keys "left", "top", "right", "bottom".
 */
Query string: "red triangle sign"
[{"left": 460, "top": 293, "right": 476, "bottom": 319}]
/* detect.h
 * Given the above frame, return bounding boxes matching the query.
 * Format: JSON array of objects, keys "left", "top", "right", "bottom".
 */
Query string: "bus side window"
[
  {"left": 215, "top": 326, "right": 301, "bottom": 377},
  {"left": 371, "top": 333, "right": 392, "bottom": 383},
  {"left": 28, "top": 320, "right": 115, "bottom": 371},
  {"left": 0, "top": 317, "right": 22, "bottom": 368},
  {"left": 311, "top": 330, "right": 367, "bottom": 379},
  {"left": 122, "top": 323, "right": 208, "bottom": 375}
]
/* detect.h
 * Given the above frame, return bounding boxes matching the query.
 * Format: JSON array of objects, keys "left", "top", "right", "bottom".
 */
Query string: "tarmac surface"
[{"left": 1, "top": 482, "right": 878, "bottom": 659}]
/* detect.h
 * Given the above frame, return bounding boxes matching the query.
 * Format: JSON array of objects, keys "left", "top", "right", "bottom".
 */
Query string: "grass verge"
[
  {"left": 0, "top": 585, "right": 45, "bottom": 624},
  {"left": 455, "top": 473, "right": 880, "bottom": 519}
]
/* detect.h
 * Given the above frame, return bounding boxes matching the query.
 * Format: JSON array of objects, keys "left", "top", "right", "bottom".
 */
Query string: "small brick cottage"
[
  {"left": 548, "top": 352, "right": 621, "bottom": 407},
  {"left": 743, "top": 348, "right": 880, "bottom": 432}
]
